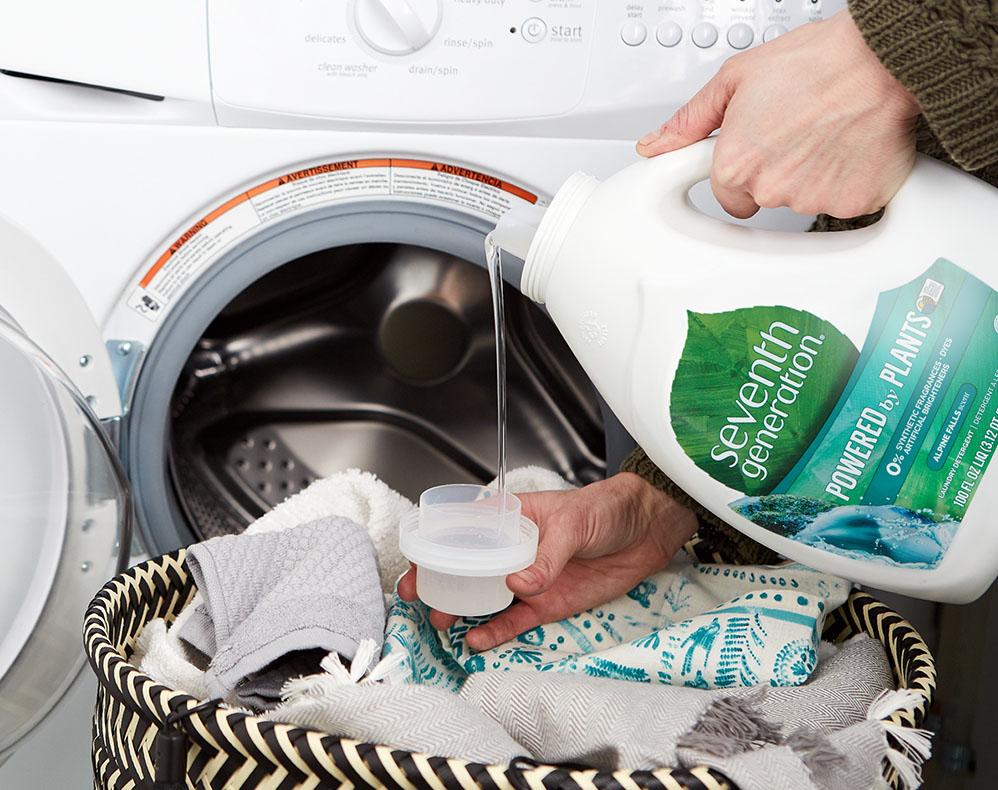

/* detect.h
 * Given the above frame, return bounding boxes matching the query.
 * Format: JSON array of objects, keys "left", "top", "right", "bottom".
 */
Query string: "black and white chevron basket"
[{"left": 85, "top": 550, "right": 936, "bottom": 790}]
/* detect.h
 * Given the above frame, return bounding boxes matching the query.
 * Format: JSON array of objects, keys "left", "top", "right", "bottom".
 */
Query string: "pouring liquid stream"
[{"left": 485, "top": 234, "right": 508, "bottom": 542}]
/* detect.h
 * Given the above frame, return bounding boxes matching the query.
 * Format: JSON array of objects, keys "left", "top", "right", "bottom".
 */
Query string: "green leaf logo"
[{"left": 670, "top": 306, "right": 857, "bottom": 496}]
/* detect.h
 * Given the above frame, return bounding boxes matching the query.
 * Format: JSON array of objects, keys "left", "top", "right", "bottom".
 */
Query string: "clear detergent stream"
[
  {"left": 485, "top": 234, "right": 508, "bottom": 535},
  {"left": 490, "top": 137, "right": 998, "bottom": 603},
  {"left": 397, "top": 240, "right": 539, "bottom": 616}
]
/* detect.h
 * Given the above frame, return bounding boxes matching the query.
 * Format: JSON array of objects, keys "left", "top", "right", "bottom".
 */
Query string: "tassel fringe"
[
  {"left": 867, "top": 689, "right": 933, "bottom": 790},
  {"left": 281, "top": 639, "right": 405, "bottom": 702}
]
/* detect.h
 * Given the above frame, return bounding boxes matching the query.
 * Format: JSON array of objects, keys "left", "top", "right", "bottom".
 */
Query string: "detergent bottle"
[{"left": 493, "top": 138, "right": 998, "bottom": 603}]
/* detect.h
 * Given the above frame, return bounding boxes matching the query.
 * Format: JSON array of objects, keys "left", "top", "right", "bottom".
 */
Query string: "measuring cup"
[{"left": 399, "top": 484, "right": 539, "bottom": 616}]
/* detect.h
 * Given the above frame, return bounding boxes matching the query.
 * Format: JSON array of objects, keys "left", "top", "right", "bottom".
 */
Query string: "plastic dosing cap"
[{"left": 399, "top": 484, "right": 539, "bottom": 616}]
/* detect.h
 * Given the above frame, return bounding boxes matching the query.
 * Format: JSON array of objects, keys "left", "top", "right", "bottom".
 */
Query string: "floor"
[{"left": 0, "top": 670, "right": 95, "bottom": 789}]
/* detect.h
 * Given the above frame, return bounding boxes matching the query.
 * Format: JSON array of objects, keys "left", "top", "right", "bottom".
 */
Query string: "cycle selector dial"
[{"left": 354, "top": 0, "right": 443, "bottom": 55}]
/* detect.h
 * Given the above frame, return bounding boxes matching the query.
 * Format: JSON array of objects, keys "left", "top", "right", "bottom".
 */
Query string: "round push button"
[
  {"left": 522, "top": 17, "right": 547, "bottom": 43},
  {"left": 620, "top": 20, "right": 648, "bottom": 46},
  {"left": 727, "top": 22, "right": 754, "bottom": 49},
  {"left": 691, "top": 21, "right": 718, "bottom": 48},
  {"left": 763, "top": 24, "right": 788, "bottom": 42},
  {"left": 656, "top": 22, "right": 683, "bottom": 47}
]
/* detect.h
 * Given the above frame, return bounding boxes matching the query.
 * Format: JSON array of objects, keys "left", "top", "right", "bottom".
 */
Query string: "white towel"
[
  {"left": 132, "top": 616, "right": 210, "bottom": 699},
  {"left": 245, "top": 468, "right": 415, "bottom": 593}
]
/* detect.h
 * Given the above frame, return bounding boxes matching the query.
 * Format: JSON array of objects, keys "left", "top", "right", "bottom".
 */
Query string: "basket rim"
[{"left": 84, "top": 549, "right": 936, "bottom": 787}]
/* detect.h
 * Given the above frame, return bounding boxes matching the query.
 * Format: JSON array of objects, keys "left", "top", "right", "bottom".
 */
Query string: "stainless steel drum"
[{"left": 168, "top": 243, "right": 606, "bottom": 540}]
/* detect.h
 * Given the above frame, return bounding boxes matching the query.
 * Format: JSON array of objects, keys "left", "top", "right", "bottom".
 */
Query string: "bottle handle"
[{"left": 643, "top": 137, "right": 921, "bottom": 253}]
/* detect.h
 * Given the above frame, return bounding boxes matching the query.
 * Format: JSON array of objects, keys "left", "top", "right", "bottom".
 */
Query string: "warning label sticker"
[{"left": 127, "top": 158, "right": 538, "bottom": 322}]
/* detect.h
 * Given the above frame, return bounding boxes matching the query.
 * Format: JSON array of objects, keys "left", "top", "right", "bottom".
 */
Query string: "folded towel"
[
  {"left": 175, "top": 516, "right": 385, "bottom": 699},
  {"left": 386, "top": 549, "right": 850, "bottom": 692}
]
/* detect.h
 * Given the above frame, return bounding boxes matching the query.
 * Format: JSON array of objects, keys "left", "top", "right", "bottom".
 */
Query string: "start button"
[{"left": 522, "top": 17, "right": 547, "bottom": 43}]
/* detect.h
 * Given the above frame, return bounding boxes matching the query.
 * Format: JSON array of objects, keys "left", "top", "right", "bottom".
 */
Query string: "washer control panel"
[{"left": 208, "top": 0, "right": 845, "bottom": 130}]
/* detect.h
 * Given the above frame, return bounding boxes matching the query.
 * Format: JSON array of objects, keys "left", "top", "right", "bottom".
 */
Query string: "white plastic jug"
[{"left": 494, "top": 138, "right": 998, "bottom": 603}]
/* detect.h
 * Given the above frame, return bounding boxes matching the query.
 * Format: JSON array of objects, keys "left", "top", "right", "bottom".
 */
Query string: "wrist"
[
  {"left": 835, "top": 9, "right": 921, "bottom": 119},
  {"left": 616, "top": 472, "right": 698, "bottom": 559}
]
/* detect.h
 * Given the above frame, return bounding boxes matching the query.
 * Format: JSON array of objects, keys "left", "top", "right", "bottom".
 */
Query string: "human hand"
[
  {"left": 636, "top": 11, "right": 921, "bottom": 220},
  {"left": 397, "top": 472, "right": 698, "bottom": 652}
]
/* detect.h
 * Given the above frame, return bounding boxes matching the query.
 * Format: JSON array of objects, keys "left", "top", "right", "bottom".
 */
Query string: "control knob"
[{"left": 354, "top": 0, "right": 443, "bottom": 56}]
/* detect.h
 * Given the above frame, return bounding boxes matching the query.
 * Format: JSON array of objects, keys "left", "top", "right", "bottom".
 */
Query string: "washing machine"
[{"left": 0, "top": 0, "right": 843, "bottom": 784}]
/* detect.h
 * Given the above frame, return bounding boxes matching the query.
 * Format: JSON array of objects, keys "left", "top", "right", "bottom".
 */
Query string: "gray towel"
[
  {"left": 232, "top": 650, "right": 328, "bottom": 712},
  {"left": 176, "top": 516, "right": 385, "bottom": 699},
  {"left": 459, "top": 636, "right": 897, "bottom": 787}
]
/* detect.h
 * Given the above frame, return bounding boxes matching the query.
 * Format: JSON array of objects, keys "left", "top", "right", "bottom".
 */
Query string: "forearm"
[{"left": 848, "top": 0, "right": 998, "bottom": 171}]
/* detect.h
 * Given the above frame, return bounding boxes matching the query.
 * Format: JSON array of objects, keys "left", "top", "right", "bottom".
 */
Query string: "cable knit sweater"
[{"left": 627, "top": 0, "right": 997, "bottom": 565}]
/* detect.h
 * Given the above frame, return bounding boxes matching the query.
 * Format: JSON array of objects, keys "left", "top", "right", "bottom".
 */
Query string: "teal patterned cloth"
[{"left": 384, "top": 553, "right": 849, "bottom": 693}]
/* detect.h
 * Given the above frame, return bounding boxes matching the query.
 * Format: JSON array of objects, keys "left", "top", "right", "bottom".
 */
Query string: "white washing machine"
[{"left": 0, "top": 0, "right": 842, "bottom": 785}]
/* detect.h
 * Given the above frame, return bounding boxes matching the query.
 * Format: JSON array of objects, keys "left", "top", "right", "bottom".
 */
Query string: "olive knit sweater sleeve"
[{"left": 848, "top": 0, "right": 998, "bottom": 174}]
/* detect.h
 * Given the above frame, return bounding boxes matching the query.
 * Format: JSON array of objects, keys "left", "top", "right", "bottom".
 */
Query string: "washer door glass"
[{"left": 0, "top": 322, "right": 129, "bottom": 756}]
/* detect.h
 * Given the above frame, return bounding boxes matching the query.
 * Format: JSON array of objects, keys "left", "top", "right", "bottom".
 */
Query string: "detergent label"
[{"left": 671, "top": 258, "right": 998, "bottom": 568}]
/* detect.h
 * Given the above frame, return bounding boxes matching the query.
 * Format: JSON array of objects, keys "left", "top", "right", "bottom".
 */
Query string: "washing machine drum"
[
  {"left": 0, "top": 322, "right": 128, "bottom": 757},
  {"left": 118, "top": 194, "right": 611, "bottom": 554},
  {"left": 154, "top": 242, "right": 608, "bottom": 548}
]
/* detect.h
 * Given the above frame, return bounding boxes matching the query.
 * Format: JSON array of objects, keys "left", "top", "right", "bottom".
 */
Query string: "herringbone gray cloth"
[
  {"left": 680, "top": 719, "right": 890, "bottom": 790},
  {"left": 270, "top": 683, "right": 526, "bottom": 764},
  {"left": 460, "top": 636, "right": 893, "bottom": 782},
  {"left": 177, "top": 516, "right": 385, "bottom": 699}
]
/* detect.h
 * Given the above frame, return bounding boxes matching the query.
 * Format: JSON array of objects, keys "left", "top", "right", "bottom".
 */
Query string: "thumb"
[
  {"left": 507, "top": 518, "right": 579, "bottom": 597},
  {"left": 637, "top": 72, "right": 735, "bottom": 157}
]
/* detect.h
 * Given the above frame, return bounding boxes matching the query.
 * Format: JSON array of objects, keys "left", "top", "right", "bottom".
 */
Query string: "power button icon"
[{"left": 522, "top": 17, "right": 547, "bottom": 43}]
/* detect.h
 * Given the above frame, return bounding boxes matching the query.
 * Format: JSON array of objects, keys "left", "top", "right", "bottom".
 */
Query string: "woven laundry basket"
[{"left": 85, "top": 549, "right": 936, "bottom": 790}]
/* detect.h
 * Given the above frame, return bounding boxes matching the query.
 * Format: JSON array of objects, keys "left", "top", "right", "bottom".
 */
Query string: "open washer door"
[{"left": 0, "top": 220, "right": 130, "bottom": 758}]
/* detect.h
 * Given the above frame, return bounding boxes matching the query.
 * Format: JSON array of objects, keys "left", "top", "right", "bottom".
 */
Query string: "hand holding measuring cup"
[{"left": 399, "top": 473, "right": 698, "bottom": 652}]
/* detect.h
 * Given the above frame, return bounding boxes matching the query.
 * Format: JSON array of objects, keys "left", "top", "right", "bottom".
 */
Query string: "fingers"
[
  {"left": 465, "top": 602, "right": 542, "bottom": 652},
  {"left": 703, "top": 129, "right": 762, "bottom": 218},
  {"left": 516, "top": 490, "right": 559, "bottom": 526},
  {"left": 429, "top": 610, "right": 459, "bottom": 630},
  {"left": 637, "top": 68, "right": 736, "bottom": 157},
  {"left": 397, "top": 565, "right": 417, "bottom": 600},
  {"left": 635, "top": 64, "right": 758, "bottom": 218},
  {"left": 711, "top": 167, "right": 760, "bottom": 219},
  {"left": 398, "top": 566, "right": 460, "bottom": 629},
  {"left": 507, "top": 518, "right": 580, "bottom": 597}
]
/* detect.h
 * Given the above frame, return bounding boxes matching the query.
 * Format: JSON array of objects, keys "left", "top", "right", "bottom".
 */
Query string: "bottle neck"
[{"left": 521, "top": 172, "right": 599, "bottom": 304}]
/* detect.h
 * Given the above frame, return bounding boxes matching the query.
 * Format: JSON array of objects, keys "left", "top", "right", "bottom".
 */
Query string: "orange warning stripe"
[
  {"left": 389, "top": 159, "right": 538, "bottom": 203},
  {"left": 390, "top": 158, "right": 435, "bottom": 170},
  {"left": 140, "top": 158, "right": 537, "bottom": 288},
  {"left": 139, "top": 191, "right": 252, "bottom": 287}
]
